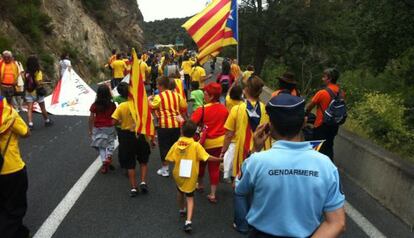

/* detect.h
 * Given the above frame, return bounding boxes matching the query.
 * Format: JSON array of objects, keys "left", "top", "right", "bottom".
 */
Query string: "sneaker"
[
  {"left": 130, "top": 188, "right": 138, "bottom": 197},
  {"left": 28, "top": 123, "right": 34, "bottom": 130},
  {"left": 45, "top": 119, "right": 54, "bottom": 127},
  {"left": 156, "top": 168, "right": 169, "bottom": 177},
  {"left": 139, "top": 182, "right": 148, "bottom": 194},
  {"left": 100, "top": 164, "right": 108, "bottom": 174},
  {"left": 183, "top": 221, "right": 192, "bottom": 233},
  {"left": 106, "top": 157, "right": 115, "bottom": 171}
]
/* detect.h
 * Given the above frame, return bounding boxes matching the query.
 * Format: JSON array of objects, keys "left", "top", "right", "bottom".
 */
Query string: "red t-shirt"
[
  {"left": 191, "top": 102, "right": 228, "bottom": 139},
  {"left": 311, "top": 83, "right": 344, "bottom": 128},
  {"left": 90, "top": 102, "right": 116, "bottom": 128}
]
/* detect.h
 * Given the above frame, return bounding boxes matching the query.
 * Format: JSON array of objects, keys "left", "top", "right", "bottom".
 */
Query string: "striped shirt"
[{"left": 151, "top": 90, "right": 187, "bottom": 128}]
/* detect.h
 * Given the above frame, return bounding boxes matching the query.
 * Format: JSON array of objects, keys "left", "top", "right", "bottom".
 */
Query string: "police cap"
[{"left": 266, "top": 94, "right": 305, "bottom": 124}]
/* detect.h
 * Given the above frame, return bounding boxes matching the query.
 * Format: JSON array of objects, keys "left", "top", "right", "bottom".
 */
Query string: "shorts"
[
  {"left": 0, "top": 85, "right": 15, "bottom": 99},
  {"left": 176, "top": 187, "right": 194, "bottom": 197},
  {"left": 118, "top": 130, "right": 150, "bottom": 169},
  {"left": 25, "top": 92, "right": 45, "bottom": 103}
]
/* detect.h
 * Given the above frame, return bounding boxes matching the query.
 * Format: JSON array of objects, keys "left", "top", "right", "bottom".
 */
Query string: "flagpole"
[{"left": 236, "top": 0, "right": 239, "bottom": 63}]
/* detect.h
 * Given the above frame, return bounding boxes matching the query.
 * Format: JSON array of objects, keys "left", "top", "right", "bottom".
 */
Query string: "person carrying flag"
[{"left": 221, "top": 76, "right": 272, "bottom": 181}]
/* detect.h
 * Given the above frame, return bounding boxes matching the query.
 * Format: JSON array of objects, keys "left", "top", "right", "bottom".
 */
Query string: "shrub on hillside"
[{"left": 350, "top": 92, "right": 414, "bottom": 158}]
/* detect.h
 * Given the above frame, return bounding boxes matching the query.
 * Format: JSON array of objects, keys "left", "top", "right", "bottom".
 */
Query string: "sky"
[{"left": 137, "top": 0, "right": 211, "bottom": 22}]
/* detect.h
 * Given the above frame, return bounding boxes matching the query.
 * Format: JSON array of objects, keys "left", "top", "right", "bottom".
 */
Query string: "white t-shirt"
[{"left": 59, "top": 59, "right": 71, "bottom": 77}]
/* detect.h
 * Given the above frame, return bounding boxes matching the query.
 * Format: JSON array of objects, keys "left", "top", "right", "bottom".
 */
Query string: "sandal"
[
  {"left": 196, "top": 184, "right": 205, "bottom": 193},
  {"left": 207, "top": 194, "right": 218, "bottom": 203}
]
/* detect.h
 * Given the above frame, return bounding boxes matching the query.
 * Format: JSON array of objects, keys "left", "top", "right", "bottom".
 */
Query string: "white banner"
[{"left": 42, "top": 69, "right": 96, "bottom": 116}]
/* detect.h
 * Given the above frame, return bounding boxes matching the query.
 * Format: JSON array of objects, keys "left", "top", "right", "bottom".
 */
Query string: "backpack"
[
  {"left": 219, "top": 74, "right": 231, "bottom": 94},
  {"left": 24, "top": 72, "right": 37, "bottom": 92},
  {"left": 323, "top": 88, "right": 347, "bottom": 126}
]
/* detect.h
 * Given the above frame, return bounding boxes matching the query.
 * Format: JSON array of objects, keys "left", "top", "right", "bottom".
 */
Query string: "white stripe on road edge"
[
  {"left": 33, "top": 142, "right": 119, "bottom": 238},
  {"left": 345, "top": 201, "right": 386, "bottom": 238}
]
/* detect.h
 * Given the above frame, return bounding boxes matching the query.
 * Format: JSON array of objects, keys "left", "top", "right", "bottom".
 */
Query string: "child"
[
  {"left": 189, "top": 81, "right": 204, "bottom": 112},
  {"left": 89, "top": 85, "right": 117, "bottom": 174},
  {"left": 113, "top": 81, "right": 128, "bottom": 105},
  {"left": 225, "top": 85, "right": 243, "bottom": 112},
  {"left": 112, "top": 99, "right": 151, "bottom": 197},
  {"left": 149, "top": 76, "right": 187, "bottom": 177},
  {"left": 166, "top": 121, "right": 222, "bottom": 232},
  {"left": 223, "top": 85, "right": 243, "bottom": 180}
]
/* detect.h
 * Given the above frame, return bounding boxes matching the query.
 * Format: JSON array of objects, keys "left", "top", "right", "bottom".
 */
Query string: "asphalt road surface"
[{"left": 17, "top": 62, "right": 413, "bottom": 237}]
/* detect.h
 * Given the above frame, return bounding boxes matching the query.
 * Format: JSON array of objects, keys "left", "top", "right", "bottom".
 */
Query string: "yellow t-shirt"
[
  {"left": 181, "top": 60, "right": 194, "bottom": 75},
  {"left": 0, "top": 115, "right": 28, "bottom": 175},
  {"left": 110, "top": 60, "right": 127, "bottom": 79},
  {"left": 111, "top": 101, "right": 135, "bottom": 131},
  {"left": 166, "top": 137, "right": 209, "bottom": 193},
  {"left": 225, "top": 95, "right": 242, "bottom": 112},
  {"left": 242, "top": 70, "right": 254, "bottom": 85},
  {"left": 27, "top": 71, "right": 43, "bottom": 96},
  {"left": 224, "top": 102, "right": 271, "bottom": 177},
  {"left": 190, "top": 66, "right": 206, "bottom": 88}
]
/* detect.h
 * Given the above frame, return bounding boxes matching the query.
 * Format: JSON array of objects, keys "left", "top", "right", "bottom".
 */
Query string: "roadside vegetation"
[{"left": 145, "top": 1, "right": 414, "bottom": 162}]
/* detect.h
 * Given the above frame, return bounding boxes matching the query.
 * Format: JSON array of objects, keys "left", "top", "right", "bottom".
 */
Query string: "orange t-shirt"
[
  {"left": 1, "top": 62, "right": 18, "bottom": 85},
  {"left": 311, "top": 84, "right": 344, "bottom": 128},
  {"left": 271, "top": 88, "right": 299, "bottom": 97}
]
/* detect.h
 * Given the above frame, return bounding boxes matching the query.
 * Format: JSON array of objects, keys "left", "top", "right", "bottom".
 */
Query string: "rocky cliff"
[{"left": 0, "top": 0, "right": 144, "bottom": 82}]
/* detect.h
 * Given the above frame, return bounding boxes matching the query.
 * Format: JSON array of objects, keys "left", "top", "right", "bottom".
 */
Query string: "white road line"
[
  {"left": 345, "top": 201, "right": 387, "bottom": 238},
  {"left": 33, "top": 142, "right": 118, "bottom": 238},
  {"left": 33, "top": 141, "right": 385, "bottom": 238}
]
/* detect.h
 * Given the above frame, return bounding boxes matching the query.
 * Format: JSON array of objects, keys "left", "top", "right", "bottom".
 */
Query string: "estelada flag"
[
  {"left": 182, "top": 0, "right": 238, "bottom": 64},
  {"left": 128, "top": 49, "right": 155, "bottom": 137},
  {"left": 309, "top": 140, "right": 325, "bottom": 151}
]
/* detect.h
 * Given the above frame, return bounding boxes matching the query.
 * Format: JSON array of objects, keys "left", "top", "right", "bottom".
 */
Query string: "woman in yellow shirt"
[
  {"left": 24, "top": 55, "right": 53, "bottom": 129},
  {"left": 0, "top": 97, "right": 31, "bottom": 237},
  {"left": 222, "top": 76, "right": 272, "bottom": 179}
]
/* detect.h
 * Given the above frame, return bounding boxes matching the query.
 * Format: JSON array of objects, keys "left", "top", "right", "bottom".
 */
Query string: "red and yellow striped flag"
[
  {"left": 128, "top": 49, "right": 155, "bottom": 137},
  {"left": 182, "top": 0, "right": 238, "bottom": 64}
]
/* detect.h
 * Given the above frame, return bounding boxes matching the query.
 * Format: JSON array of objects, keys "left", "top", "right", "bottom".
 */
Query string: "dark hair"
[
  {"left": 271, "top": 116, "right": 304, "bottom": 138},
  {"left": 168, "top": 78, "right": 177, "bottom": 90},
  {"left": 229, "top": 85, "right": 242, "bottom": 101},
  {"left": 245, "top": 76, "right": 264, "bottom": 99},
  {"left": 60, "top": 53, "right": 68, "bottom": 60},
  {"left": 278, "top": 79, "right": 296, "bottom": 91},
  {"left": 94, "top": 85, "right": 113, "bottom": 113},
  {"left": 247, "top": 65, "right": 255, "bottom": 71},
  {"left": 26, "top": 55, "right": 40, "bottom": 76},
  {"left": 191, "top": 81, "right": 199, "bottom": 90},
  {"left": 323, "top": 68, "right": 340, "bottom": 84},
  {"left": 182, "top": 120, "right": 198, "bottom": 137},
  {"left": 221, "top": 60, "right": 231, "bottom": 75},
  {"left": 157, "top": 76, "right": 170, "bottom": 89},
  {"left": 117, "top": 82, "right": 129, "bottom": 98},
  {"left": 116, "top": 53, "right": 122, "bottom": 60},
  {"left": 112, "top": 49, "right": 117, "bottom": 55}
]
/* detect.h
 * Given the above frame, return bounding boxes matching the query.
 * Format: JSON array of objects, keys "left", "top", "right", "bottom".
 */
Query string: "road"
[{"left": 17, "top": 61, "right": 413, "bottom": 237}]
